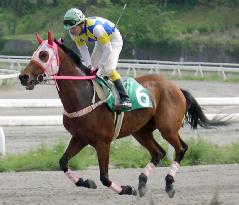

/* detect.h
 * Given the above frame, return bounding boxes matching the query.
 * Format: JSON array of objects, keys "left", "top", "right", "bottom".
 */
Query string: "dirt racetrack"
[{"left": 0, "top": 164, "right": 239, "bottom": 205}]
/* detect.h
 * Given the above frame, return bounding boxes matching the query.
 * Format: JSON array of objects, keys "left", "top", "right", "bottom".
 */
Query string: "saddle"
[{"left": 94, "top": 76, "right": 153, "bottom": 113}]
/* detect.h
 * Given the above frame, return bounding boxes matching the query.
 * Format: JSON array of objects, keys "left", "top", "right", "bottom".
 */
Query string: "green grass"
[
  {"left": 0, "top": 138, "right": 239, "bottom": 172},
  {"left": 182, "top": 138, "right": 239, "bottom": 165},
  {"left": 131, "top": 69, "right": 239, "bottom": 82},
  {"left": 0, "top": 79, "right": 16, "bottom": 87}
]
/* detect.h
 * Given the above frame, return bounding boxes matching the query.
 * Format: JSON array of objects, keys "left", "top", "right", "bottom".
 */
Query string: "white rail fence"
[
  {"left": 0, "top": 98, "right": 239, "bottom": 126},
  {"left": 0, "top": 97, "right": 239, "bottom": 155},
  {"left": 1, "top": 55, "right": 239, "bottom": 79}
]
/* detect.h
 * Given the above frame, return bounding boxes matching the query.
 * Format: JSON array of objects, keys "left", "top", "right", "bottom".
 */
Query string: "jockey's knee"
[
  {"left": 108, "top": 70, "right": 121, "bottom": 82},
  {"left": 59, "top": 155, "right": 68, "bottom": 172},
  {"left": 100, "top": 176, "right": 111, "bottom": 187}
]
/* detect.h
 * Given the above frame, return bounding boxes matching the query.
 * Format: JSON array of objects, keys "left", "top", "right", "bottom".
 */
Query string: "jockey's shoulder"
[{"left": 86, "top": 16, "right": 112, "bottom": 24}]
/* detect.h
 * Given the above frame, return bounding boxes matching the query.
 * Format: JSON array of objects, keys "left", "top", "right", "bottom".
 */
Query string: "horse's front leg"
[
  {"left": 95, "top": 141, "right": 137, "bottom": 196},
  {"left": 59, "top": 136, "right": 97, "bottom": 189}
]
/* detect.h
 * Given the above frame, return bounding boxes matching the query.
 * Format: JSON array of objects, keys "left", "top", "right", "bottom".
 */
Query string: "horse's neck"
[{"left": 57, "top": 59, "right": 94, "bottom": 113}]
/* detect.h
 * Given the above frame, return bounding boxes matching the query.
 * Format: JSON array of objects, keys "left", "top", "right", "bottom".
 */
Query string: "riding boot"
[{"left": 113, "top": 79, "right": 132, "bottom": 110}]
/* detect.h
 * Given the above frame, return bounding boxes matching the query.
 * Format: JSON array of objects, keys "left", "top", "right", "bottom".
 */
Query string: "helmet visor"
[{"left": 63, "top": 20, "right": 77, "bottom": 27}]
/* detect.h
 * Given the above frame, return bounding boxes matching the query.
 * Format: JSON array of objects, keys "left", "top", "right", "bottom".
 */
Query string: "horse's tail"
[{"left": 180, "top": 89, "right": 228, "bottom": 129}]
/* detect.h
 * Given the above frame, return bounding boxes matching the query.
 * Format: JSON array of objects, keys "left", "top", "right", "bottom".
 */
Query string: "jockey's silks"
[{"left": 73, "top": 16, "right": 116, "bottom": 47}]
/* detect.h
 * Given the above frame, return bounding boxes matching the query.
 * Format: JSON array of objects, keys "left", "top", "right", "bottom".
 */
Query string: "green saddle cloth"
[{"left": 96, "top": 76, "right": 153, "bottom": 112}]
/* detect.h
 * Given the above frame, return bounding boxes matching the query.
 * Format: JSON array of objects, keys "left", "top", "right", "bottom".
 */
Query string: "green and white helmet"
[{"left": 63, "top": 8, "right": 86, "bottom": 30}]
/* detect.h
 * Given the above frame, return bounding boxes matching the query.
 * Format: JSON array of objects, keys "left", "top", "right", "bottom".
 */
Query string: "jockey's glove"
[
  {"left": 86, "top": 65, "right": 98, "bottom": 75},
  {"left": 57, "top": 38, "right": 64, "bottom": 45}
]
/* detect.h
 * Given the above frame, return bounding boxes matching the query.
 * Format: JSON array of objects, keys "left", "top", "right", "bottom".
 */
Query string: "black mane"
[{"left": 54, "top": 40, "right": 88, "bottom": 72}]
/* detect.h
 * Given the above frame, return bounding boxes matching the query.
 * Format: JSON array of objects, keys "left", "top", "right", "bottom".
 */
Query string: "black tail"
[{"left": 181, "top": 89, "right": 229, "bottom": 129}]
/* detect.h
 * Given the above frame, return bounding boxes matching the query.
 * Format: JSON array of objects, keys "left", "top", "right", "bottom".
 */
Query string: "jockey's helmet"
[{"left": 63, "top": 8, "right": 86, "bottom": 30}]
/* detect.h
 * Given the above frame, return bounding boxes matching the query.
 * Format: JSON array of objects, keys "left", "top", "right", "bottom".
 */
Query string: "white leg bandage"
[
  {"left": 143, "top": 162, "right": 156, "bottom": 177},
  {"left": 65, "top": 169, "right": 80, "bottom": 183},
  {"left": 109, "top": 182, "right": 123, "bottom": 193},
  {"left": 168, "top": 161, "right": 180, "bottom": 178}
]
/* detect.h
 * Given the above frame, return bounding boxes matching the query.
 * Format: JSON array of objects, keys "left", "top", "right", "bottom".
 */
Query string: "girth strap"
[
  {"left": 63, "top": 100, "right": 106, "bottom": 118},
  {"left": 64, "top": 80, "right": 109, "bottom": 118}
]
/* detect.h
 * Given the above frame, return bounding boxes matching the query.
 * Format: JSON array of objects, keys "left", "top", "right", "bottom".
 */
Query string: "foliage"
[
  {"left": 1, "top": 1, "right": 239, "bottom": 60},
  {"left": 159, "top": 0, "right": 239, "bottom": 6},
  {"left": 182, "top": 138, "right": 239, "bottom": 165},
  {"left": 0, "top": 138, "right": 238, "bottom": 172}
]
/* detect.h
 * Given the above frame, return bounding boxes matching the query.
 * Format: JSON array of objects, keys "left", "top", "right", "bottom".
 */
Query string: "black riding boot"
[{"left": 113, "top": 79, "right": 132, "bottom": 110}]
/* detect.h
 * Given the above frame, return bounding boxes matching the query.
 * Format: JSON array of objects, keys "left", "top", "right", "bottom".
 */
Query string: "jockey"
[{"left": 63, "top": 8, "right": 132, "bottom": 110}]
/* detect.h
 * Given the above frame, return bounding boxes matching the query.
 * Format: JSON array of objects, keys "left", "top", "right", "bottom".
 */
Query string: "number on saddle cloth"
[{"left": 96, "top": 76, "right": 153, "bottom": 112}]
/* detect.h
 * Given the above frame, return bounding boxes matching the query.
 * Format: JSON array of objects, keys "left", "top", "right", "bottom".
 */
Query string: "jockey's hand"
[
  {"left": 86, "top": 65, "right": 98, "bottom": 75},
  {"left": 57, "top": 38, "right": 64, "bottom": 45}
]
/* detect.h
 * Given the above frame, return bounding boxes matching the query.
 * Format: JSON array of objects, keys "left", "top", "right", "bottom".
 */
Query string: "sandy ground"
[{"left": 0, "top": 164, "right": 238, "bottom": 205}]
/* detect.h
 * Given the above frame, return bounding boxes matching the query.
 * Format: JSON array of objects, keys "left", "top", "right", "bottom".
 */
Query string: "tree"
[{"left": 0, "top": 0, "right": 36, "bottom": 34}]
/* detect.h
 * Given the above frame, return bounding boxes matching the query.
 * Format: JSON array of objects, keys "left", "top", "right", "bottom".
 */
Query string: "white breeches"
[{"left": 91, "top": 28, "right": 123, "bottom": 76}]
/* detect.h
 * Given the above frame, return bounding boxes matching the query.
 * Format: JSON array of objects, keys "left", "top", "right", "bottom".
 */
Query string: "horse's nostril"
[{"left": 19, "top": 74, "right": 29, "bottom": 85}]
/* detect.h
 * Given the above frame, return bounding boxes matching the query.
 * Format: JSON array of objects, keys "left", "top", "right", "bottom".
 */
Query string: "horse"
[{"left": 19, "top": 32, "right": 227, "bottom": 198}]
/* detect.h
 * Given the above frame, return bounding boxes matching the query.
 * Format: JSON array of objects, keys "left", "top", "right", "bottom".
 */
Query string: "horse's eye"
[{"left": 39, "top": 51, "right": 49, "bottom": 62}]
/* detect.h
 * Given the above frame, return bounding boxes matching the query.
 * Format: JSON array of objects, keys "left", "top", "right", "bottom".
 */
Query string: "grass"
[
  {"left": 0, "top": 138, "right": 238, "bottom": 172},
  {"left": 168, "top": 73, "right": 239, "bottom": 82},
  {"left": 0, "top": 79, "right": 16, "bottom": 87},
  {"left": 128, "top": 69, "right": 239, "bottom": 82},
  {"left": 182, "top": 138, "right": 239, "bottom": 165}
]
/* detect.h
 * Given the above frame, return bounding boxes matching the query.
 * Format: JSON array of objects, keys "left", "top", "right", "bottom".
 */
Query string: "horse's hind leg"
[
  {"left": 95, "top": 141, "right": 137, "bottom": 196},
  {"left": 161, "top": 130, "right": 188, "bottom": 198},
  {"left": 59, "top": 136, "right": 97, "bottom": 189},
  {"left": 133, "top": 128, "right": 166, "bottom": 197}
]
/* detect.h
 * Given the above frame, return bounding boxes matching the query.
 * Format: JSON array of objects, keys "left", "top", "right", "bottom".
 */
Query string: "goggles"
[{"left": 63, "top": 20, "right": 77, "bottom": 27}]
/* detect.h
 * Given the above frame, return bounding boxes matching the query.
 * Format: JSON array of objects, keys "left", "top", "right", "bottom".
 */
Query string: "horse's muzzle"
[
  {"left": 19, "top": 74, "right": 29, "bottom": 86},
  {"left": 19, "top": 74, "right": 35, "bottom": 90}
]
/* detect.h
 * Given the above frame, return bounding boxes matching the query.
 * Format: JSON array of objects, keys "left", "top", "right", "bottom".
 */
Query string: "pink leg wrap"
[
  {"left": 65, "top": 169, "right": 80, "bottom": 183},
  {"left": 109, "top": 182, "right": 123, "bottom": 193},
  {"left": 168, "top": 161, "right": 180, "bottom": 178},
  {"left": 143, "top": 162, "right": 156, "bottom": 177}
]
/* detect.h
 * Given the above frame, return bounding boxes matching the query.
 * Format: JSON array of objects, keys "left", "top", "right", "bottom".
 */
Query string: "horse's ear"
[
  {"left": 47, "top": 31, "right": 53, "bottom": 46},
  {"left": 36, "top": 33, "right": 43, "bottom": 45}
]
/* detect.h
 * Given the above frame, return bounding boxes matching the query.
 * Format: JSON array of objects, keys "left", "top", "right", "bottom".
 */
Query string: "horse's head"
[{"left": 19, "top": 31, "right": 60, "bottom": 90}]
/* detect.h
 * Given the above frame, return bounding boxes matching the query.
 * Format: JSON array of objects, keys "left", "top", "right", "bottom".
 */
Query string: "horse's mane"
[{"left": 54, "top": 40, "right": 88, "bottom": 72}]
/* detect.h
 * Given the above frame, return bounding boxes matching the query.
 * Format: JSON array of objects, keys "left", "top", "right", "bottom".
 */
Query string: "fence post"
[{"left": 0, "top": 127, "right": 6, "bottom": 155}]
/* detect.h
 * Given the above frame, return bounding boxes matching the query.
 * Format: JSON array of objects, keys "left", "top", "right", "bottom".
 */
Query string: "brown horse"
[{"left": 19, "top": 32, "right": 226, "bottom": 198}]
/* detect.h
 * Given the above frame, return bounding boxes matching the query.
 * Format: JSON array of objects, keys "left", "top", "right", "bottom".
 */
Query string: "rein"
[{"left": 44, "top": 75, "right": 96, "bottom": 80}]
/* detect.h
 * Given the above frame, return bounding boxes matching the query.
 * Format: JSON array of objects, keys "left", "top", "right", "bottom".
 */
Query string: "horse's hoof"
[
  {"left": 138, "top": 185, "right": 147, "bottom": 197},
  {"left": 132, "top": 187, "right": 138, "bottom": 196},
  {"left": 85, "top": 179, "right": 97, "bottom": 189},
  {"left": 165, "top": 184, "right": 175, "bottom": 198},
  {"left": 119, "top": 185, "right": 137, "bottom": 196},
  {"left": 165, "top": 175, "right": 175, "bottom": 198},
  {"left": 75, "top": 178, "right": 97, "bottom": 189},
  {"left": 138, "top": 173, "right": 147, "bottom": 197},
  {"left": 167, "top": 189, "right": 175, "bottom": 198}
]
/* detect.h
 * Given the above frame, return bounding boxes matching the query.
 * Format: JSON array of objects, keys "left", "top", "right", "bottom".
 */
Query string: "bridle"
[
  {"left": 31, "top": 32, "right": 95, "bottom": 90},
  {"left": 27, "top": 32, "right": 106, "bottom": 118}
]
